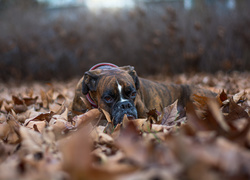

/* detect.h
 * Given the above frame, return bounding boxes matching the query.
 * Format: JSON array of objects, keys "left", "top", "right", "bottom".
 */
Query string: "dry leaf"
[
  {"left": 232, "top": 91, "right": 247, "bottom": 103},
  {"left": 0, "top": 122, "right": 10, "bottom": 140},
  {"left": 26, "top": 120, "right": 46, "bottom": 133},
  {"left": 147, "top": 109, "right": 161, "bottom": 123},
  {"left": 73, "top": 108, "right": 101, "bottom": 127},
  {"left": 207, "top": 99, "right": 230, "bottom": 132},
  {"left": 0, "top": 72, "right": 250, "bottom": 180},
  {"left": 122, "top": 115, "right": 150, "bottom": 132},
  {"left": 24, "top": 111, "right": 54, "bottom": 126},
  {"left": 101, "top": 109, "right": 112, "bottom": 123},
  {"left": 23, "top": 96, "right": 38, "bottom": 106},
  {"left": 162, "top": 100, "right": 179, "bottom": 125}
]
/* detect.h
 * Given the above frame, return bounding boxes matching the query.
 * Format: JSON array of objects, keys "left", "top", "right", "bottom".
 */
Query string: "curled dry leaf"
[
  {"left": 72, "top": 108, "right": 101, "bottom": 127},
  {"left": 122, "top": 115, "right": 150, "bottom": 132},
  {"left": 24, "top": 111, "right": 54, "bottom": 126},
  {"left": 101, "top": 109, "right": 112, "bottom": 123},
  {"left": 54, "top": 94, "right": 66, "bottom": 105}
]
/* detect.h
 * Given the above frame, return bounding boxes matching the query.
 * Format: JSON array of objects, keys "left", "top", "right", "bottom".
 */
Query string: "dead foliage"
[{"left": 0, "top": 73, "right": 249, "bottom": 180}]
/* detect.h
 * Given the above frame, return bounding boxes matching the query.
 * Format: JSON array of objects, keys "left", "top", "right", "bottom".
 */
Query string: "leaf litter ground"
[{"left": 0, "top": 72, "right": 249, "bottom": 180}]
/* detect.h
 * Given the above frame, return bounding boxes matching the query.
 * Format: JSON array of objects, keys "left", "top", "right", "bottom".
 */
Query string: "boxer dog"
[{"left": 72, "top": 63, "right": 216, "bottom": 125}]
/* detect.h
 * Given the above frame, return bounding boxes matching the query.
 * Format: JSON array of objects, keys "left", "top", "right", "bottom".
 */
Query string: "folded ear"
[
  {"left": 82, "top": 70, "right": 102, "bottom": 95},
  {"left": 119, "top": 66, "right": 140, "bottom": 90}
]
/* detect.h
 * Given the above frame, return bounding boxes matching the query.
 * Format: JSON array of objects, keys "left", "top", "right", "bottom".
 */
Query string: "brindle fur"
[{"left": 71, "top": 66, "right": 216, "bottom": 118}]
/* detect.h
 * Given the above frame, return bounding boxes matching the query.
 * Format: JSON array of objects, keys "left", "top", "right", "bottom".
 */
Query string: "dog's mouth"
[
  {"left": 126, "top": 114, "right": 136, "bottom": 120},
  {"left": 111, "top": 105, "right": 138, "bottom": 126}
]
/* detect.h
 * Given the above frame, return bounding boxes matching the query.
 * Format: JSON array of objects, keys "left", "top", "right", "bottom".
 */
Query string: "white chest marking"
[{"left": 117, "top": 82, "right": 128, "bottom": 102}]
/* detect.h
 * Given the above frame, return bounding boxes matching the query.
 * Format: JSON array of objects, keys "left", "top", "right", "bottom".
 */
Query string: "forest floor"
[{"left": 0, "top": 71, "right": 249, "bottom": 180}]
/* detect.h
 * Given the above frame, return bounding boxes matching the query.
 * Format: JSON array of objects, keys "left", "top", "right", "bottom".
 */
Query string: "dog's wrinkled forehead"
[
  {"left": 82, "top": 65, "right": 140, "bottom": 96},
  {"left": 96, "top": 69, "right": 136, "bottom": 93}
]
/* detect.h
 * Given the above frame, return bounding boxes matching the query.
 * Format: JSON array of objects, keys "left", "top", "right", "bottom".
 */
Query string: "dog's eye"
[
  {"left": 130, "top": 91, "right": 137, "bottom": 99},
  {"left": 104, "top": 95, "right": 113, "bottom": 103}
]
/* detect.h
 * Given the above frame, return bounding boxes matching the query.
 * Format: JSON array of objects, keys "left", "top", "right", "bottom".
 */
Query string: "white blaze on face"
[{"left": 117, "top": 81, "right": 127, "bottom": 102}]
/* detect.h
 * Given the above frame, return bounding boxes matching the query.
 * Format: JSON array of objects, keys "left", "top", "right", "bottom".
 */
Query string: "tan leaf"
[
  {"left": 0, "top": 122, "right": 10, "bottom": 140},
  {"left": 111, "top": 123, "right": 121, "bottom": 139},
  {"left": 101, "top": 109, "right": 112, "bottom": 123},
  {"left": 26, "top": 120, "right": 46, "bottom": 133},
  {"left": 61, "top": 107, "right": 68, "bottom": 121},
  {"left": 123, "top": 115, "right": 150, "bottom": 132},
  {"left": 60, "top": 126, "right": 92, "bottom": 180},
  {"left": 162, "top": 100, "right": 179, "bottom": 125},
  {"left": 50, "top": 114, "right": 74, "bottom": 139},
  {"left": 2, "top": 101, "right": 13, "bottom": 113},
  {"left": 49, "top": 103, "right": 62, "bottom": 114},
  {"left": 55, "top": 94, "right": 66, "bottom": 105},
  {"left": 151, "top": 124, "right": 164, "bottom": 132},
  {"left": 232, "top": 91, "right": 247, "bottom": 103},
  {"left": 98, "top": 132, "right": 114, "bottom": 145},
  {"left": 5, "top": 114, "right": 20, "bottom": 144},
  {"left": 72, "top": 108, "right": 101, "bottom": 127},
  {"left": 19, "top": 126, "right": 43, "bottom": 153}
]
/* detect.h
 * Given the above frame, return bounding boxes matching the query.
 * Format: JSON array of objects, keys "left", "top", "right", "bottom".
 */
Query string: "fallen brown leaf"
[{"left": 162, "top": 100, "right": 179, "bottom": 126}]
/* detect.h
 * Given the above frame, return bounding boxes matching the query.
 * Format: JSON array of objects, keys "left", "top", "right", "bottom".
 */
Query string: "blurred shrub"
[{"left": 0, "top": 1, "right": 249, "bottom": 81}]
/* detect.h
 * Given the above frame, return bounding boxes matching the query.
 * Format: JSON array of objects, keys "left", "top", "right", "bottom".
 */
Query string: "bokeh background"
[{"left": 0, "top": 0, "right": 249, "bottom": 81}]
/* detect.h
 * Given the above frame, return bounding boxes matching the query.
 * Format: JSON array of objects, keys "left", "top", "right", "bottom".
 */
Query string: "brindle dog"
[{"left": 72, "top": 64, "right": 216, "bottom": 125}]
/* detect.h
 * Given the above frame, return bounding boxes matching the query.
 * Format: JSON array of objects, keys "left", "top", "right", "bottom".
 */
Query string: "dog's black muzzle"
[{"left": 111, "top": 101, "right": 138, "bottom": 126}]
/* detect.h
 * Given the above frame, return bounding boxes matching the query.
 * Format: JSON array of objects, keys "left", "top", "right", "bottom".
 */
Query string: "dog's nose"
[{"left": 120, "top": 101, "right": 132, "bottom": 110}]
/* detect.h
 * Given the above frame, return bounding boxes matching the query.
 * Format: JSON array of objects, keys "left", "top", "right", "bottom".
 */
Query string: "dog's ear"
[
  {"left": 82, "top": 70, "right": 101, "bottom": 95},
  {"left": 119, "top": 66, "right": 140, "bottom": 90}
]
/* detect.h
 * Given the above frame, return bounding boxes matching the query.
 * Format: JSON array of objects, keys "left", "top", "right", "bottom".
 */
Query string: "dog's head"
[{"left": 82, "top": 65, "right": 140, "bottom": 125}]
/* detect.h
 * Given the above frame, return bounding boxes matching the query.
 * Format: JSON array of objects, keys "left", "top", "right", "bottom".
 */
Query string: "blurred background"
[{"left": 0, "top": 0, "right": 249, "bottom": 81}]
